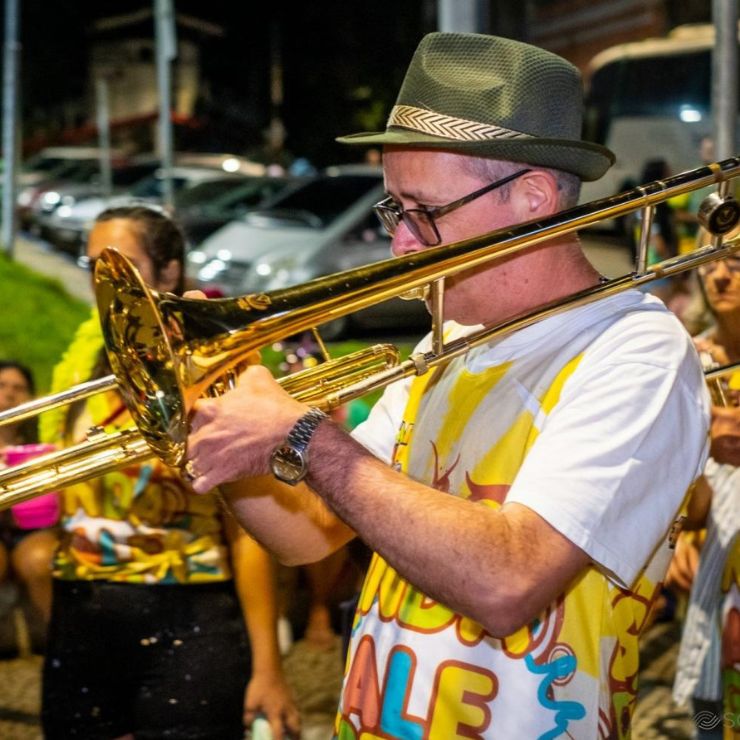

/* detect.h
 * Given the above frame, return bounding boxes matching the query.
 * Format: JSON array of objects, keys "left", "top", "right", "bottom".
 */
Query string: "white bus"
[{"left": 580, "top": 23, "right": 739, "bottom": 210}]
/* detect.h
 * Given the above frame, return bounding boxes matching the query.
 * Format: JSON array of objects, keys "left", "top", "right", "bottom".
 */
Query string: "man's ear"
[
  {"left": 158, "top": 258, "right": 181, "bottom": 293},
  {"left": 516, "top": 171, "right": 560, "bottom": 217}
]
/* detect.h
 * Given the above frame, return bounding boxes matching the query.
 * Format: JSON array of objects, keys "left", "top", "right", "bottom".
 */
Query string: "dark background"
[
  {"left": 9, "top": 0, "right": 713, "bottom": 167},
  {"left": 14, "top": 0, "right": 432, "bottom": 167}
]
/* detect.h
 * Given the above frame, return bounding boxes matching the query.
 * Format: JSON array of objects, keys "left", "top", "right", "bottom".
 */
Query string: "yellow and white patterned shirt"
[{"left": 340, "top": 291, "right": 709, "bottom": 739}]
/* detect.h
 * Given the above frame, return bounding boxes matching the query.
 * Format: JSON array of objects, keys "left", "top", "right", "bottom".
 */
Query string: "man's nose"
[
  {"left": 712, "top": 264, "right": 732, "bottom": 292},
  {"left": 390, "top": 222, "right": 426, "bottom": 258}
]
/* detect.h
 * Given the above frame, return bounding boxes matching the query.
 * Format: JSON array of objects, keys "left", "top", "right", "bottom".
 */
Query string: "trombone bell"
[{"left": 96, "top": 250, "right": 189, "bottom": 467}]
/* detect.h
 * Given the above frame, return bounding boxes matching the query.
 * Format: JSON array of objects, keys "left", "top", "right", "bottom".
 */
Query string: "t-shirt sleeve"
[
  {"left": 505, "top": 314, "right": 710, "bottom": 587},
  {"left": 350, "top": 330, "right": 440, "bottom": 463},
  {"left": 351, "top": 373, "right": 411, "bottom": 463}
]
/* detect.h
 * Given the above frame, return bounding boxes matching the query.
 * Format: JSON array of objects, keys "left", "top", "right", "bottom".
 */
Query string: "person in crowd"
[
  {"left": 275, "top": 340, "right": 368, "bottom": 654},
  {"left": 670, "top": 137, "right": 717, "bottom": 255},
  {"left": 0, "top": 360, "right": 57, "bottom": 654},
  {"left": 181, "top": 33, "right": 710, "bottom": 737},
  {"left": 636, "top": 159, "right": 688, "bottom": 309},
  {"left": 39, "top": 206, "right": 299, "bottom": 740},
  {"left": 669, "top": 247, "right": 740, "bottom": 739}
]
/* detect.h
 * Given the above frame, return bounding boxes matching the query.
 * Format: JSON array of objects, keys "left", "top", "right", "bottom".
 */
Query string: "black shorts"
[{"left": 42, "top": 579, "right": 251, "bottom": 740}]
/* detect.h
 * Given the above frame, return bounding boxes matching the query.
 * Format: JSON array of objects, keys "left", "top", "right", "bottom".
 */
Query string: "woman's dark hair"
[
  {"left": 0, "top": 360, "right": 35, "bottom": 396},
  {"left": 0, "top": 360, "right": 37, "bottom": 443},
  {"left": 95, "top": 206, "right": 186, "bottom": 294}
]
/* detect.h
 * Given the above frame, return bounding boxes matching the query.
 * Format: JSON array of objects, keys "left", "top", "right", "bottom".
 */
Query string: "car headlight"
[
  {"left": 247, "top": 256, "right": 313, "bottom": 291},
  {"left": 42, "top": 191, "right": 61, "bottom": 207},
  {"left": 17, "top": 190, "right": 34, "bottom": 207},
  {"left": 197, "top": 257, "right": 230, "bottom": 282},
  {"left": 188, "top": 249, "right": 208, "bottom": 265}
]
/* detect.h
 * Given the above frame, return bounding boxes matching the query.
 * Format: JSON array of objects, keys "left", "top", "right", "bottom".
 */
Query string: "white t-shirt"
[{"left": 338, "top": 290, "right": 709, "bottom": 739}]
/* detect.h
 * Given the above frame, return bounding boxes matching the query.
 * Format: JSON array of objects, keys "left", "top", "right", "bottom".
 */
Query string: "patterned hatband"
[{"left": 387, "top": 105, "right": 530, "bottom": 143}]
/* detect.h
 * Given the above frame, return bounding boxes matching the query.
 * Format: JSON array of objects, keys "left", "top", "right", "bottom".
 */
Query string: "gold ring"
[{"left": 184, "top": 460, "right": 199, "bottom": 481}]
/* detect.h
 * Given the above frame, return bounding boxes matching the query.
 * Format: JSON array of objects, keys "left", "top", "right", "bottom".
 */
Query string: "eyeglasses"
[
  {"left": 699, "top": 255, "right": 740, "bottom": 276},
  {"left": 373, "top": 168, "right": 531, "bottom": 247}
]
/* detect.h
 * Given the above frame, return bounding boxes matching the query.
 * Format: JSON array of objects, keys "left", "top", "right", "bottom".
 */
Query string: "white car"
[
  {"left": 187, "top": 165, "right": 430, "bottom": 338},
  {"left": 44, "top": 165, "right": 248, "bottom": 257}
]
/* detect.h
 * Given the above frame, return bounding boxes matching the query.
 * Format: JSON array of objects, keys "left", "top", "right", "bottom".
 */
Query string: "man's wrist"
[{"left": 270, "top": 407, "right": 329, "bottom": 485}]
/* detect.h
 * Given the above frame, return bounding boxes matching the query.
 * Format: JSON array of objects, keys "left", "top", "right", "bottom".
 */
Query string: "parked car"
[
  {"left": 175, "top": 175, "right": 295, "bottom": 247},
  {"left": 19, "top": 146, "right": 129, "bottom": 188},
  {"left": 186, "top": 165, "right": 430, "bottom": 338},
  {"left": 44, "top": 165, "right": 248, "bottom": 257},
  {"left": 18, "top": 157, "right": 134, "bottom": 230},
  {"left": 30, "top": 159, "right": 163, "bottom": 240}
]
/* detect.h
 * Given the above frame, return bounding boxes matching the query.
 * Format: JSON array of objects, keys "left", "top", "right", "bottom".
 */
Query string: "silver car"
[{"left": 187, "top": 165, "right": 430, "bottom": 338}]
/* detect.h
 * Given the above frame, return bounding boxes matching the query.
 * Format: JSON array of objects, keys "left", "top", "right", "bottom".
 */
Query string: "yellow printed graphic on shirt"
[{"left": 337, "top": 349, "right": 674, "bottom": 739}]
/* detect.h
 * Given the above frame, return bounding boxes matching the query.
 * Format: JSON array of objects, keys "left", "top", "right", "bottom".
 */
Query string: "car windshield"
[
  {"left": 174, "top": 179, "right": 246, "bottom": 208},
  {"left": 251, "top": 175, "right": 380, "bottom": 228},
  {"left": 111, "top": 164, "right": 160, "bottom": 187},
  {"left": 22, "top": 157, "right": 67, "bottom": 173},
  {"left": 204, "top": 178, "right": 291, "bottom": 211},
  {"left": 129, "top": 174, "right": 191, "bottom": 198}
]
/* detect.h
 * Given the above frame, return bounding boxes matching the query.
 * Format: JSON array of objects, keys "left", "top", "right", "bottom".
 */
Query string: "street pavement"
[
  {"left": 2, "top": 231, "right": 696, "bottom": 739},
  {"left": 12, "top": 233, "right": 93, "bottom": 305}
]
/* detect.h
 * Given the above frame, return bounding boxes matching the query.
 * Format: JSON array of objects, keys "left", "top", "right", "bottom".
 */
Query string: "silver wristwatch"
[{"left": 270, "top": 407, "right": 328, "bottom": 485}]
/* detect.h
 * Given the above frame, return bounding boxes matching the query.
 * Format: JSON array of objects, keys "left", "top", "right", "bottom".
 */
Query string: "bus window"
[{"left": 580, "top": 25, "right": 737, "bottom": 217}]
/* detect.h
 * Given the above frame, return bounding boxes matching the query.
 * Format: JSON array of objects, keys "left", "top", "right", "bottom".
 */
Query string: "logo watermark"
[{"left": 693, "top": 710, "right": 740, "bottom": 731}]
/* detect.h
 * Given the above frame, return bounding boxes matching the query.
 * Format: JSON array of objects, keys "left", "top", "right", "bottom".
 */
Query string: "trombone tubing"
[
  {"left": 171, "top": 158, "right": 740, "bottom": 352},
  {"left": 1, "top": 158, "right": 739, "bottom": 503},
  {"left": 0, "top": 375, "right": 115, "bottom": 428}
]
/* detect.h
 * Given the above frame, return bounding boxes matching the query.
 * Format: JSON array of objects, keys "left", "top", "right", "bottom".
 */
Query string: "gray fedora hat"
[{"left": 337, "top": 32, "right": 614, "bottom": 181}]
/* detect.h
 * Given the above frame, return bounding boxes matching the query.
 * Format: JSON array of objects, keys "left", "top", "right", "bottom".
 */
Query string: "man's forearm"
[
  {"left": 221, "top": 474, "right": 354, "bottom": 565},
  {"left": 303, "top": 420, "right": 588, "bottom": 637}
]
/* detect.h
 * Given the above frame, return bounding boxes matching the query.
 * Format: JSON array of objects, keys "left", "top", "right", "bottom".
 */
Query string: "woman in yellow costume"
[{"left": 40, "top": 206, "right": 300, "bottom": 740}]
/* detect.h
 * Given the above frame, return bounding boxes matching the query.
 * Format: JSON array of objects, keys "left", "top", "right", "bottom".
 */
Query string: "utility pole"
[
  {"left": 1, "top": 0, "right": 20, "bottom": 258},
  {"left": 155, "top": 0, "right": 177, "bottom": 210},
  {"left": 712, "top": 0, "right": 738, "bottom": 159},
  {"left": 437, "top": 0, "right": 489, "bottom": 33},
  {"left": 96, "top": 78, "right": 113, "bottom": 199}
]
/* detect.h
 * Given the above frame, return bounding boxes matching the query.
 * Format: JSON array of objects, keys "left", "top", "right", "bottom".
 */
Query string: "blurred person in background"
[
  {"left": 668, "top": 246, "right": 740, "bottom": 739},
  {"left": 39, "top": 206, "right": 299, "bottom": 740},
  {"left": 275, "top": 339, "right": 368, "bottom": 654},
  {"left": 670, "top": 137, "right": 717, "bottom": 255},
  {"left": 0, "top": 360, "right": 57, "bottom": 656}
]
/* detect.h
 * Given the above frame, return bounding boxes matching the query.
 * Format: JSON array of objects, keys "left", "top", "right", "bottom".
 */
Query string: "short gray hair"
[{"left": 459, "top": 157, "right": 581, "bottom": 209}]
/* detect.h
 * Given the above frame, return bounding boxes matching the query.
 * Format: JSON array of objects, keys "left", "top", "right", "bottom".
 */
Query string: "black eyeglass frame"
[{"left": 373, "top": 168, "right": 532, "bottom": 247}]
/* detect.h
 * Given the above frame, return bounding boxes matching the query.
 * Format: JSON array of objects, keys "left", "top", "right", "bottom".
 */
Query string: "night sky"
[{"left": 11, "top": 0, "right": 432, "bottom": 167}]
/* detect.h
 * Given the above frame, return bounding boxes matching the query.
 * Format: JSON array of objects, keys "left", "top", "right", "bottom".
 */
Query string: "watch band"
[
  {"left": 286, "top": 407, "right": 329, "bottom": 455},
  {"left": 270, "top": 407, "right": 329, "bottom": 485}
]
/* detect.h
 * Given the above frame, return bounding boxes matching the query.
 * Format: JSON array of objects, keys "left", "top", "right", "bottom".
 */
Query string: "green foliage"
[{"left": 0, "top": 254, "right": 90, "bottom": 393}]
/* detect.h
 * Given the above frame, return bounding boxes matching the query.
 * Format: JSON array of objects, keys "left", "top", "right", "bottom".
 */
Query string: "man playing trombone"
[{"left": 186, "top": 33, "right": 711, "bottom": 738}]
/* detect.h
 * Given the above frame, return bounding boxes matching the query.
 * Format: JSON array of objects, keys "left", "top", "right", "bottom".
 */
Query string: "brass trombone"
[{"left": 2, "top": 157, "right": 740, "bottom": 507}]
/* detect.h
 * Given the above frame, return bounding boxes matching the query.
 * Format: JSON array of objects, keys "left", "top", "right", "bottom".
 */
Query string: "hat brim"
[{"left": 337, "top": 129, "right": 615, "bottom": 182}]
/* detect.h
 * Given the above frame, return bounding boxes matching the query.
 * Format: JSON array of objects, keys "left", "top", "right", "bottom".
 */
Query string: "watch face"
[{"left": 270, "top": 445, "right": 306, "bottom": 484}]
